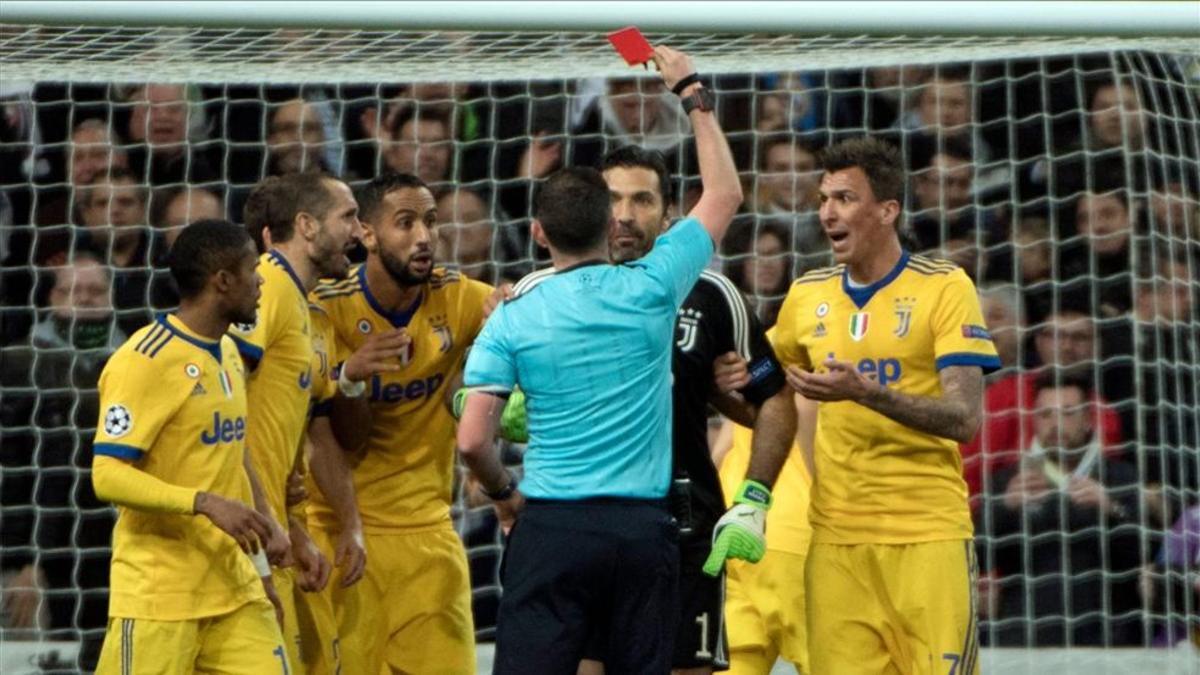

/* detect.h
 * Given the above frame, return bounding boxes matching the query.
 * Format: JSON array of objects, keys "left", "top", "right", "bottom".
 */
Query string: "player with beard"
[
  {"left": 308, "top": 172, "right": 496, "bottom": 674},
  {"left": 544, "top": 146, "right": 790, "bottom": 675},
  {"left": 228, "top": 172, "right": 362, "bottom": 673}
]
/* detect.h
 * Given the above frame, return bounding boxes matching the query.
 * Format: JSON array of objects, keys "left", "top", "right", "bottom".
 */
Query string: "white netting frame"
[{"left": 0, "top": 20, "right": 1198, "bottom": 672}]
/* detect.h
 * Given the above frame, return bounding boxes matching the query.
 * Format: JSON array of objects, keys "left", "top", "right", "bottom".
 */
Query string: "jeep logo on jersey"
[
  {"left": 200, "top": 411, "right": 247, "bottom": 445},
  {"left": 676, "top": 308, "right": 701, "bottom": 352},
  {"left": 369, "top": 373, "right": 445, "bottom": 403},
  {"left": 849, "top": 312, "right": 870, "bottom": 341}
]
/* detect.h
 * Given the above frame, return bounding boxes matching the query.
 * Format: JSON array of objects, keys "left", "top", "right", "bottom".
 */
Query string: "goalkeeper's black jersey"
[{"left": 671, "top": 270, "right": 786, "bottom": 538}]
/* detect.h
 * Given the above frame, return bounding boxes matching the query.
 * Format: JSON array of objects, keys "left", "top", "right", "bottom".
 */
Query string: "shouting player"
[
  {"left": 308, "top": 172, "right": 496, "bottom": 674},
  {"left": 706, "top": 137, "right": 999, "bottom": 675},
  {"left": 91, "top": 220, "right": 288, "bottom": 674}
]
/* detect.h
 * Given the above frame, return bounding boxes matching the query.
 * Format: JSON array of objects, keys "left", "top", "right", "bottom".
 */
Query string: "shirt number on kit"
[{"left": 695, "top": 612, "right": 712, "bottom": 659}]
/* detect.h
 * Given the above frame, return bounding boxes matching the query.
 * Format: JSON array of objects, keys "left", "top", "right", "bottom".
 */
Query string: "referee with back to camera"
[{"left": 456, "top": 44, "right": 743, "bottom": 674}]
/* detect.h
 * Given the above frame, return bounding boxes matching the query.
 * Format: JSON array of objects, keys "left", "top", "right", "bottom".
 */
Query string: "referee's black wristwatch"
[
  {"left": 485, "top": 474, "right": 518, "bottom": 501},
  {"left": 672, "top": 73, "right": 714, "bottom": 115}
]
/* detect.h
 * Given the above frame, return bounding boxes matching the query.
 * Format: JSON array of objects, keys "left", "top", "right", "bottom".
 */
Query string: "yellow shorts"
[
  {"left": 724, "top": 548, "right": 809, "bottom": 675},
  {"left": 806, "top": 539, "right": 979, "bottom": 675},
  {"left": 273, "top": 566, "right": 306, "bottom": 675},
  {"left": 95, "top": 598, "right": 287, "bottom": 675},
  {"left": 293, "top": 565, "right": 340, "bottom": 675},
  {"left": 312, "top": 524, "right": 475, "bottom": 675}
]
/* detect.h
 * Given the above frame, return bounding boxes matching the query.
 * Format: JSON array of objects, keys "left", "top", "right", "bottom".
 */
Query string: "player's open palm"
[
  {"left": 787, "top": 359, "right": 875, "bottom": 402},
  {"left": 195, "top": 492, "right": 275, "bottom": 555},
  {"left": 342, "top": 328, "right": 411, "bottom": 381},
  {"left": 335, "top": 527, "right": 367, "bottom": 588}
]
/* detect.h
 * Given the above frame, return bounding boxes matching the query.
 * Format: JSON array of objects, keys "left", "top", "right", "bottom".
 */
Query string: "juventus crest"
[
  {"left": 676, "top": 307, "right": 702, "bottom": 352},
  {"left": 894, "top": 296, "right": 916, "bottom": 338}
]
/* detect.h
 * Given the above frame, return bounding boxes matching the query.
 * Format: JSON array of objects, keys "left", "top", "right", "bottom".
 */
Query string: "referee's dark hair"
[
  {"left": 242, "top": 172, "right": 337, "bottom": 246},
  {"left": 599, "top": 146, "right": 673, "bottom": 217},
  {"left": 534, "top": 166, "right": 611, "bottom": 254},
  {"left": 168, "top": 219, "right": 254, "bottom": 300},
  {"left": 356, "top": 172, "right": 430, "bottom": 225}
]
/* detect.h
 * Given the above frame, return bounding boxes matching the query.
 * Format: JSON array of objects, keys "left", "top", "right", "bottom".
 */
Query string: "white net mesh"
[{"left": 1, "top": 21, "right": 1199, "bottom": 672}]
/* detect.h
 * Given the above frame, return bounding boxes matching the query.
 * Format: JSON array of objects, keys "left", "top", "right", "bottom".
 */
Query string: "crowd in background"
[{"left": 1, "top": 50, "right": 1198, "bottom": 655}]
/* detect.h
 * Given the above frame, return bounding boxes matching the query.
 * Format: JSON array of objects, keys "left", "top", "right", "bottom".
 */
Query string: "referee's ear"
[{"left": 530, "top": 220, "right": 551, "bottom": 250}]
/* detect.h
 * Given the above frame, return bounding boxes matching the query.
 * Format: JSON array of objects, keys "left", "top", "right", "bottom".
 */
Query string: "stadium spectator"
[
  {"left": 435, "top": 188, "right": 511, "bottom": 284},
  {"left": 978, "top": 370, "right": 1146, "bottom": 647},
  {"left": 0, "top": 252, "right": 121, "bottom": 661},
  {"left": 1060, "top": 187, "right": 1137, "bottom": 317},
  {"left": 908, "top": 138, "right": 1005, "bottom": 267},
  {"left": 567, "top": 76, "right": 692, "bottom": 173},
  {"left": 266, "top": 97, "right": 334, "bottom": 176},
  {"left": 124, "top": 83, "right": 219, "bottom": 186},
  {"left": 723, "top": 218, "right": 794, "bottom": 327},
  {"left": 749, "top": 134, "right": 820, "bottom": 214},
  {"left": 1011, "top": 213, "right": 1056, "bottom": 325},
  {"left": 1141, "top": 504, "right": 1200, "bottom": 647},
  {"left": 383, "top": 106, "right": 454, "bottom": 186},
  {"left": 151, "top": 185, "right": 226, "bottom": 249}
]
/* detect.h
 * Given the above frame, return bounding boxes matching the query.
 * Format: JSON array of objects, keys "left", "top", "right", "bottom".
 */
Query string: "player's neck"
[
  {"left": 549, "top": 244, "right": 609, "bottom": 271},
  {"left": 270, "top": 241, "right": 319, "bottom": 292},
  {"left": 364, "top": 258, "right": 422, "bottom": 311},
  {"left": 846, "top": 238, "right": 904, "bottom": 286},
  {"left": 175, "top": 301, "right": 229, "bottom": 341}
]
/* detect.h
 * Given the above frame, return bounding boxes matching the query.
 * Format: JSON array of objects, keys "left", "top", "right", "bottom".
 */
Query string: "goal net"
[{"left": 1, "top": 11, "right": 1198, "bottom": 673}]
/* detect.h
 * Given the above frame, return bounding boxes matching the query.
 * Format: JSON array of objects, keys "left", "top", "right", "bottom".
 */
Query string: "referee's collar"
[{"left": 555, "top": 258, "right": 610, "bottom": 274}]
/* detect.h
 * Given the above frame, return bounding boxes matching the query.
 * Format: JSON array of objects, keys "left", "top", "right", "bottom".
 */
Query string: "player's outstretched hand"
[
  {"left": 335, "top": 527, "right": 367, "bottom": 588},
  {"left": 651, "top": 45, "right": 696, "bottom": 93},
  {"left": 494, "top": 489, "right": 525, "bottom": 535},
  {"left": 290, "top": 520, "right": 332, "bottom": 593},
  {"left": 702, "top": 480, "right": 771, "bottom": 577},
  {"left": 195, "top": 491, "right": 275, "bottom": 555},
  {"left": 341, "top": 328, "right": 411, "bottom": 382},
  {"left": 713, "top": 351, "right": 750, "bottom": 394},
  {"left": 786, "top": 359, "right": 876, "bottom": 402}
]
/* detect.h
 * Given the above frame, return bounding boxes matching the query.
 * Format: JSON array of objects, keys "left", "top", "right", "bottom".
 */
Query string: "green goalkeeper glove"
[
  {"left": 701, "top": 479, "right": 771, "bottom": 577},
  {"left": 452, "top": 388, "right": 528, "bottom": 443}
]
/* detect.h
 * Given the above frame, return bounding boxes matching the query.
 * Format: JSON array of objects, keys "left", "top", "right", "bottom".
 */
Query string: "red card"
[{"left": 607, "top": 26, "right": 654, "bottom": 66}]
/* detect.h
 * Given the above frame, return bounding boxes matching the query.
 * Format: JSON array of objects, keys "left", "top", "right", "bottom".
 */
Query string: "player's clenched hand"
[
  {"left": 195, "top": 491, "right": 275, "bottom": 554},
  {"left": 786, "top": 359, "right": 877, "bottom": 402},
  {"left": 484, "top": 283, "right": 514, "bottom": 320},
  {"left": 265, "top": 516, "right": 293, "bottom": 568},
  {"left": 713, "top": 351, "right": 750, "bottom": 394},
  {"left": 494, "top": 489, "right": 525, "bottom": 535},
  {"left": 290, "top": 521, "right": 332, "bottom": 593},
  {"left": 341, "top": 328, "right": 411, "bottom": 381},
  {"left": 650, "top": 45, "right": 695, "bottom": 92},
  {"left": 702, "top": 480, "right": 771, "bottom": 577},
  {"left": 335, "top": 527, "right": 367, "bottom": 588}
]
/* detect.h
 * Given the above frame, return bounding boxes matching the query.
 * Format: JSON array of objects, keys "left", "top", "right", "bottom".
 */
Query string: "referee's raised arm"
[{"left": 651, "top": 45, "right": 743, "bottom": 245}]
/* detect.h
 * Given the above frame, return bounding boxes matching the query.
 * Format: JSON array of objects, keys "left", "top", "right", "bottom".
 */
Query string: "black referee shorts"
[{"left": 493, "top": 498, "right": 680, "bottom": 675}]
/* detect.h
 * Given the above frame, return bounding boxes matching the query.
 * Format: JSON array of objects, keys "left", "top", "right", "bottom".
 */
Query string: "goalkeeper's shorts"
[
  {"left": 806, "top": 539, "right": 979, "bottom": 675},
  {"left": 95, "top": 598, "right": 286, "bottom": 675}
]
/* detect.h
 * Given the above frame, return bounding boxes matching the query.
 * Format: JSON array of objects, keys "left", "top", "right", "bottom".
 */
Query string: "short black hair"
[
  {"left": 242, "top": 172, "right": 337, "bottom": 245},
  {"left": 534, "top": 167, "right": 611, "bottom": 254},
  {"left": 819, "top": 136, "right": 905, "bottom": 205},
  {"left": 1033, "top": 367, "right": 1094, "bottom": 400},
  {"left": 356, "top": 172, "right": 430, "bottom": 225},
  {"left": 168, "top": 219, "right": 253, "bottom": 299},
  {"left": 388, "top": 104, "right": 452, "bottom": 139},
  {"left": 599, "top": 146, "right": 672, "bottom": 209}
]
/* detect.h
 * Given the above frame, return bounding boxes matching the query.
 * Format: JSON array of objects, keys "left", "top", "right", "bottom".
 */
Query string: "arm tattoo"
[{"left": 859, "top": 365, "right": 984, "bottom": 444}]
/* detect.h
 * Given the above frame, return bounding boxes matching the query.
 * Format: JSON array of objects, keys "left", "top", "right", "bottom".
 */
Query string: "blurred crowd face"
[
  {"left": 759, "top": 142, "right": 818, "bottom": 212},
  {"left": 436, "top": 190, "right": 494, "bottom": 273},
  {"left": 1090, "top": 82, "right": 1144, "bottom": 148},
  {"left": 128, "top": 84, "right": 189, "bottom": 147},
  {"left": 1035, "top": 310, "right": 1095, "bottom": 371},
  {"left": 1015, "top": 219, "right": 1053, "bottom": 283},
  {"left": 744, "top": 229, "right": 790, "bottom": 295},
  {"left": 607, "top": 79, "right": 665, "bottom": 136},
  {"left": 1076, "top": 191, "right": 1132, "bottom": 256},
  {"left": 981, "top": 290, "right": 1022, "bottom": 368},
  {"left": 49, "top": 257, "right": 112, "bottom": 322},
  {"left": 913, "top": 153, "right": 972, "bottom": 214},
  {"left": 162, "top": 188, "right": 224, "bottom": 247},
  {"left": 1137, "top": 258, "right": 1194, "bottom": 325},
  {"left": 70, "top": 122, "right": 127, "bottom": 187},
  {"left": 1034, "top": 384, "right": 1093, "bottom": 453},
  {"left": 1150, "top": 182, "right": 1198, "bottom": 239},
  {"left": 268, "top": 98, "right": 326, "bottom": 175},
  {"left": 917, "top": 77, "right": 972, "bottom": 135},
  {"left": 386, "top": 117, "right": 451, "bottom": 185},
  {"left": 81, "top": 175, "right": 145, "bottom": 230},
  {"left": 605, "top": 165, "right": 669, "bottom": 264}
]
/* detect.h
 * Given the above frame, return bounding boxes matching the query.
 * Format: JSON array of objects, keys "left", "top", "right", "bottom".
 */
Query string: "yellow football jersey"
[
  {"left": 771, "top": 252, "right": 1000, "bottom": 545},
  {"left": 92, "top": 314, "right": 264, "bottom": 620},
  {"left": 228, "top": 250, "right": 315, "bottom": 522},
  {"left": 308, "top": 303, "right": 339, "bottom": 415},
  {"left": 308, "top": 265, "right": 493, "bottom": 532},
  {"left": 719, "top": 422, "right": 812, "bottom": 556}
]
